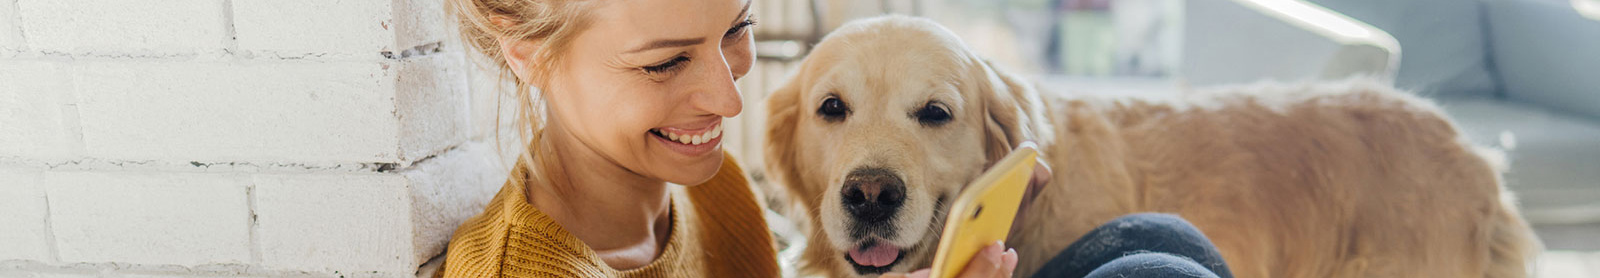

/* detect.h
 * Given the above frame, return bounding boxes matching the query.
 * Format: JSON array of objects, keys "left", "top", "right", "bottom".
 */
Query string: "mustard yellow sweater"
[{"left": 437, "top": 153, "right": 780, "bottom": 277}]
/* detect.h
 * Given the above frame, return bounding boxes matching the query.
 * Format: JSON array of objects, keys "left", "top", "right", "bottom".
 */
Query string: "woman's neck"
[{"left": 525, "top": 123, "right": 673, "bottom": 269}]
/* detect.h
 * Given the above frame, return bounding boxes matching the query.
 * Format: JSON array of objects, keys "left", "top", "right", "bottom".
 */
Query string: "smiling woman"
[{"left": 435, "top": 0, "right": 780, "bottom": 277}]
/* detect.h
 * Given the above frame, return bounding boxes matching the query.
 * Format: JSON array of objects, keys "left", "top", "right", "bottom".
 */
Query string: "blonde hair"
[{"left": 447, "top": 0, "right": 594, "bottom": 190}]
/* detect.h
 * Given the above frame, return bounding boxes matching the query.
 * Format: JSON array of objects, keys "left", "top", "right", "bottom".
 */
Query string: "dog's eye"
[
  {"left": 818, "top": 96, "right": 849, "bottom": 121},
  {"left": 914, "top": 102, "right": 952, "bottom": 126}
]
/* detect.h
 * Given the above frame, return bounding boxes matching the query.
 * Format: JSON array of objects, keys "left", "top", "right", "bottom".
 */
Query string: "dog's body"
[
  {"left": 1009, "top": 83, "right": 1540, "bottom": 278},
  {"left": 764, "top": 16, "right": 1539, "bottom": 278}
]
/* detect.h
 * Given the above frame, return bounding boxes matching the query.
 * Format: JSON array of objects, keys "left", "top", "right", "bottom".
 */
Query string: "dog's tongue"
[{"left": 848, "top": 244, "right": 900, "bottom": 267}]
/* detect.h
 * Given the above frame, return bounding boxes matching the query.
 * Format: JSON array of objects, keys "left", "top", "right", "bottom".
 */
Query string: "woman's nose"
[{"left": 692, "top": 56, "right": 743, "bottom": 118}]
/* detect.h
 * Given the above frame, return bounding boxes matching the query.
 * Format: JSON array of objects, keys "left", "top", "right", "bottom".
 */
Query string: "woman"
[
  {"left": 437, "top": 0, "right": 1023, "bottom": 276},
  {"left": 438, "top": 0, "right": 1232, "bottom": 277}
]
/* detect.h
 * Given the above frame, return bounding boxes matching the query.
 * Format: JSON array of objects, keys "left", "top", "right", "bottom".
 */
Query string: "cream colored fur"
[{"left": 764, "top": 16, "right": 1540, "bottom": 278}]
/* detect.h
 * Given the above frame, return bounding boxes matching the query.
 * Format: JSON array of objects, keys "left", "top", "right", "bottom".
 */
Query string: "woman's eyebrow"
[
  {"left": 624, "top": 0, "right": 752, "bottom": 54},
  {"left": 626, "top": 38, "right": 705, "bottom": 54},
  {"left": 731, "top": 0, "right": 752, "bottom": 24}
]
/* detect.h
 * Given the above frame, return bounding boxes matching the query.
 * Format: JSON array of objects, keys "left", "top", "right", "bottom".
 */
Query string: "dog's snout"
[{"left": 841, "top": 168, "right": 906, "bottom": 223}]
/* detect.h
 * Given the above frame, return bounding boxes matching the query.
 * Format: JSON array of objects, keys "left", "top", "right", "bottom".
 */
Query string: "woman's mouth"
[
  {"left": 649, "top": 121, "right": 723, "bottom": 156},
  {"left": 650, "top": 122, "right": 723, "bottom": 145}
]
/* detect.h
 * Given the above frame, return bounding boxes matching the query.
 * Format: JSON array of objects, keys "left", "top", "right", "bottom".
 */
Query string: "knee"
[
  {"left": 1086, "top": 252, "right": 1219, "bottom": 278},
  {"left": 1101, "top": 213, "right": 1204, "bottom": 239}
]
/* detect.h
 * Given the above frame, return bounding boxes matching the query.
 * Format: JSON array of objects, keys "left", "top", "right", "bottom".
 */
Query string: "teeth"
[{"left": 656, "top": 122, "right": 722, "bottom": 145}]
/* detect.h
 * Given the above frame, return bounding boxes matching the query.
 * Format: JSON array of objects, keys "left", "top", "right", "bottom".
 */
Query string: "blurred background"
[
  {"left": 724, "top": 0, "right": 1600, "bottom": 277},
  {"left": 0, "top": 0, "right": 1594, "bottom": 277}
]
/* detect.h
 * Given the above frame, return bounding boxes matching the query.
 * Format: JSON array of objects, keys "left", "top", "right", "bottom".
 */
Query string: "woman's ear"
[
  {"left": 491, "top": 15, "right": 540, "bottom": 83},
  {"left": 498, "top": 37, "right": 539, "bottom": 83},
  {"left": 764, "top": 78, "right": 813, "bottom": 205}
]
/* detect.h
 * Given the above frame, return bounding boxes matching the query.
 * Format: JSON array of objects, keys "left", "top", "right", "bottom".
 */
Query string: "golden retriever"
[{"left": 763, "top": 16, "right": 1540, "bottom": 278}]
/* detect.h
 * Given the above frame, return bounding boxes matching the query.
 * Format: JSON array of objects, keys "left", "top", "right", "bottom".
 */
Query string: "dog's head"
[{"left": 764, "top": 16, "right": 1047, "bottom": 276}]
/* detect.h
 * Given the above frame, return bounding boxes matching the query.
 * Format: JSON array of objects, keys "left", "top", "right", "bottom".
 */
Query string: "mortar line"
[
  {"left": 41, "top": 186, "right": 60, "bottom": 264},
  {"left": 11, "top": 0, "right": 27, "bottom": 48},
  {"left": 246, "top": 180, "right": 261, "bottom": 263},
  {"left": 221, "top": 0, "right": 239, "bottom": 54},
  {"left": 0, "top": 157, "right": 405, "bottom": 174},
  {"left": 61, "top": 54, "right": 86, "bottom": 158}
]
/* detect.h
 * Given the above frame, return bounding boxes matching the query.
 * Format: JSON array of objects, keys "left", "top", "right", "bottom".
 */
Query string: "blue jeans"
[{"left": 1031, "top": 213, "right": 1234, "bottom": 278}]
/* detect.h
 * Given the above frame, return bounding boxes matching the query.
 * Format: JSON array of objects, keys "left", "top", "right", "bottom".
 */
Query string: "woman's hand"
[
  {"left": 887, "top": 142, "right": 1048, "bottom": 278},
  {"left": 881, "top": 241, "right": 1019, "bottom": 278}
]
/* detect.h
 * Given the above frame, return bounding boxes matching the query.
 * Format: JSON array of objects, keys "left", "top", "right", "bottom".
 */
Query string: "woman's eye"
[
  {"left": 817, "top": 96, "right": 849, "bottom": 121},
  {"left": 914, "top": 103, "right": 951, "bottom": 126},
  {"left": 642, "top": 56, "right": 690, "bottom": 74},
  {"left": 724, "top": 18, "right": 756, "bottom": 39}
]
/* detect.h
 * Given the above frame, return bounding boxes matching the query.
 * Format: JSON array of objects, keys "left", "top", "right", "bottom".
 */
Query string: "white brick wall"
[
  {"left": 0, "top": 0, "right": 515, "bottom": 276},
  {"left": 254, "top": 174, "right": 413, "bottom": 274},
  {"left": 73, "top": 60, "right": 402, "bottom": 163},
  {"left": 233, "top": 0, "right": 455, "bottom": 59},
  {"left": 17, "top": 0, "right": 229, "bottom": 56},
  {"left": 0, "top": 168, "right": 50, "bottom": 262},
  {"left": 233, "top": 0, "right": 395, "bottom": 57},
  {"left": 44, "top": 171, "right": 253, "bottom": 265},
  {"left": 400, "top": 141, "right": 508, "bottom": 265},
  {"left": 397, "top": 53, "right": 471, "bottom": 163},
  {"left": 0, "top": 0, "right": 23, "bottom": 56},
  {"left": 0, "top": 61, "right": 75, "bottom": 160},
  {"left": 465, "top": 53, "right": 517, "bottom": 141}
]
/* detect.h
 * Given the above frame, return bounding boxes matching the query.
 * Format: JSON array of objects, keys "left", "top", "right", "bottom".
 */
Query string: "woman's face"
[{"left": 538, "top": 0, "right": 754, "bottom": 185}]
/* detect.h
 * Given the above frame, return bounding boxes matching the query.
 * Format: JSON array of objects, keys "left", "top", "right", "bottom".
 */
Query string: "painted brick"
[
  {"left": 400, "top": 141, "right": 507, "bottom": 264},
  {"left": 112, "top": 274, "right": 268, "bottom": 278},
  {"left": 0, "top": 0, "right": 23, "bottom": 55},
  {"left": 393, "top": 0, "right": 455, "bottom": 53},
  {"left": 16, "top": 0, "right": 227, "bottom": 55},
  {"left": 233, "top": 0, "right": 394, "bottom": 57},
  {"left": 253, "top": 173, "right": 414, "bottom": 275},
  {"left": 0, "top": 271, "right": 104, "bottom": 278},
  {"left": 0, "top": 60, "right": 76, "bottom": 159},
  {"left": 44, "top": 171, "right": 251, "bottom": 265},
  {"left": 0, "top": 168, "right": 50, "bottom": 262},
  {"left": 232, "top": 0, "right": 457, "bottom": 58},
  {"left": 465, "top": 53, "right": 519, "bottom": 141},
  {"left": 397, "top": 53, "right": 469, "bottom": 162},
  {"left": 73, "top": 60, "right": 402, "bottom": 163}
]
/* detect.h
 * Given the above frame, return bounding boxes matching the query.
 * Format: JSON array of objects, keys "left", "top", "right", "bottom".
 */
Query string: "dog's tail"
[{"left": 1476, "top": 147, "right": 1542, "bottom": 278}]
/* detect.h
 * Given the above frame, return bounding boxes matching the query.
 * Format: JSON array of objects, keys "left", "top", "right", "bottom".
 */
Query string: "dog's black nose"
[{"left": 841, "top": 168, "right": 906, "bottom": 223}]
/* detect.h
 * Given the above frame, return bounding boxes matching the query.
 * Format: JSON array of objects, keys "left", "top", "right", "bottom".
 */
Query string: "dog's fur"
[{"left": 763, "top": 16, "right": 1541, "bottom": 278}]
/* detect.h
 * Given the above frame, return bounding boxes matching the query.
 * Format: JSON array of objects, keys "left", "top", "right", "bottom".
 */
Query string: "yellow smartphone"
[{"left": 927, "top": 144, "right": 1038, "bottom": 278}]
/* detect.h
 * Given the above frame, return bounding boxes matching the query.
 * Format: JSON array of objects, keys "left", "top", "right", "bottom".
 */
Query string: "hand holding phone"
[{"left": 925, "top": 145, "right": 1038, "bottom": 278}]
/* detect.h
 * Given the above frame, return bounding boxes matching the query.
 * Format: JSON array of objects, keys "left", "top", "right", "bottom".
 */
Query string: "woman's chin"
[
  {"left": 645, "top": 128, "right": 728, "bottom": 185},
  {"left": 658, "top": 155, "right": 725, "bottom": 186}
]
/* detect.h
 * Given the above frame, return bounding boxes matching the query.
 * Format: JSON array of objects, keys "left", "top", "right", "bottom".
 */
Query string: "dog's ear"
[
  {"left": 764, "top": 76, "right": 816, "bottom": 205},
  {"left": 975, "top": 59, "right": 1047, "bottom": 164}
]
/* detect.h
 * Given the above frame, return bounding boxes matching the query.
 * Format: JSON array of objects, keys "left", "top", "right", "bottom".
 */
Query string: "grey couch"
[
  {"left": 1309, "top": 0, "right": 1600, "bottom": 250},
  {"left": 1177, "top": 0, "right": 1600, "bottom": 251}
]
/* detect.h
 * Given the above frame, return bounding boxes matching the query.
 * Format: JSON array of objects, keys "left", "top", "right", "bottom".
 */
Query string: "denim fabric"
[{"left": 1031, "top": 213, "right": 1233, "bottom": 278}]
